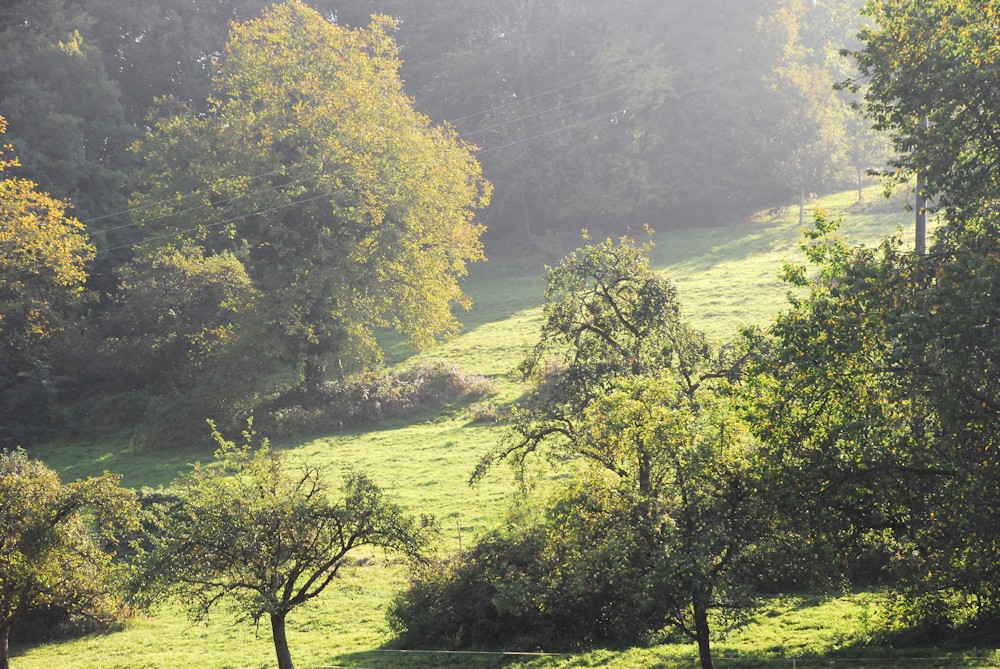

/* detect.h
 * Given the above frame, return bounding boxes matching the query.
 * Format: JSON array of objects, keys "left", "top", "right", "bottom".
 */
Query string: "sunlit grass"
[{"left": 17, "top": 189, "right": 964, "bottom": 669}]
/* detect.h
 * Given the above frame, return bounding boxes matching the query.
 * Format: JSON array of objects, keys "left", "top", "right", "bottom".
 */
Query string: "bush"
[
  {"left": 263, "top": 360, "right": 494, "bottom": 437},
  {"left": 389, "top": 477, "right": 679, "bottom": 650},
  {"left": 388, "top": 523, "right": 549, "bottom": 649}
]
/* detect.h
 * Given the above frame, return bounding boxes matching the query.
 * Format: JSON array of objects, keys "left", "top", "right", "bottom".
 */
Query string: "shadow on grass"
[
  {"left": 822, "top": 615, "right": 1000, "bottom": 669},
  {"left": 331, "top": 646, "right": 608, "bottom": 669},
  {"left": 8, "top": 620, "right": 127, "bottom": 664},
  {"left": 270, "top": 389, "right": 513, "bottom": 449},
  {"left": 331, "top": 650, "right": 524, "bottom": 668},
  {"left": 27, "top": 433, "right": 213, "bottom": 489}
]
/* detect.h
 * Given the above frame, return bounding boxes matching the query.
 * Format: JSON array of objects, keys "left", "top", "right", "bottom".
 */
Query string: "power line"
[
  {"left": 0, "top": 187, "right": 353, "bottom": 281},
  {"left": 75, "top": 22, "right": 752, "bottom": 233},
  {"left": 79, "top": 165, "right": 294, "bottom": 226},
  {"left": 478, "top": 66, "right": 763, "bottom": 156},
  {"left": 76, "top": 63, "right": 761, "bottom": 248},
  {"left": 458, "top": 78, "right": 643, "bottom": 140},
  {"left": 1, "top": 39, "right": 777, "bottom": 281},
  {"left": 0, "top": 62, "right": 767, "bottom": 282},
  {"left": 96, "top": 171, "right": 321, "bottom": 235},
  {"left": 96, "top": 188, "right": 351, "bottom": 257},
  {"left": 450, "top": 23, "right": 749, "bottom": 126}
]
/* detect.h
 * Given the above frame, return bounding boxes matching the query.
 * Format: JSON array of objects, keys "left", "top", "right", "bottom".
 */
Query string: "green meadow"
[{"left": 16, "top": 189, "right": 994, "bottom": 669}]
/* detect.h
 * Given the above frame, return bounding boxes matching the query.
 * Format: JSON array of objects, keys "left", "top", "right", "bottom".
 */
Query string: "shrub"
[
  {"left": 388, "top": 522, "right": 548, "bottom": 649},
  {"left": 264, "top": 360, "right": 494, "bottom": 437},
  {"left": 389, "top": 477, "right": 680, "bottom": 650}
]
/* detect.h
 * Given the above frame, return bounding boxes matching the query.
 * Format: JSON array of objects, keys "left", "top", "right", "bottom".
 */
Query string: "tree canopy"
[
  {"left": 0, "top": 116, "right": 94, "bottom": 442},
  {"left": 746, "top": 208, "right": 1000, "bottom": 624},
  {"left": 0, "top": 448, "right": 139, "bottom": 669},
  {"left": 475, "top": 237, "right": 768, "bottom": 668},
  {"left": 131, "top": 0, "right": 490, "bottom": 390},
  {"left": 139, "top": 424, "right": 430, "bottom": 669},
  {"left": 847, "top": 0, "right": 1000, "bottom": 221}
]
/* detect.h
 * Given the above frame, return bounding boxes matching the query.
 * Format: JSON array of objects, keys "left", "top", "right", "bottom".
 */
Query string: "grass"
[{"left": 14, "top": 188, "right": 973, "bottom": 669}]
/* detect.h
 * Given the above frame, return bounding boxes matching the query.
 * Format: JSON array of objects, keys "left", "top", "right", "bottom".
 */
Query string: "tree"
[
  {"left": 847, "top": 0, "right": 1000, "bottom": 220},
  {"left": 0, "top": 0, "right": 132, "bottom": 225},
  {"left": 0, "top": 116, "right": 94, "bottom": 442},
  {"left": 745, "top": 211, "right": 1000, "bottom": 623},
  {"left": 759, "top": 0, "right": 853, "bottom": 225},
  {"left": 801, "top": 0, "right": 1000, "bottom": 615},
  {"left": 476, "top": 237, "right": 767, "bottom": 669},
  {"left": 0, "top": 448, "right": 139, "bottom": 669},
  {"left": 94, "top": 244, "right": 262, "bottom": 441},
  {"left": 843, "top": 107, "right": 891, "bottom": 202},
  {"left": 131, "top": 0, "right": 490, "bottom": 390},
  {"left": 140, "top": 423, "right": 431, "bottom": 669}
]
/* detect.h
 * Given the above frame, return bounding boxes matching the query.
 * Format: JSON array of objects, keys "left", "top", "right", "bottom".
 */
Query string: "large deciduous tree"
[
  {"left": 140, "top": 424, "right": 431, "bottom": 669},
  {"left": 0, "top": 448, "right": 139, "bottom": 669},
  {"left": 131, "top": 0, "right": 490, "bottom": 389}
]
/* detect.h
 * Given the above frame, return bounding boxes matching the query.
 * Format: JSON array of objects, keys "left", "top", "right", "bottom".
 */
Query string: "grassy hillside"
[{"left": 17, "top": 190, "right": 989, "bottom": 669}]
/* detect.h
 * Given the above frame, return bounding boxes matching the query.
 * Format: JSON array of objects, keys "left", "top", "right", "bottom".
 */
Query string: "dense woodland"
[
  {"left": 1, "top": 1, "right": 999, "bottom": 669},
  {"left": 0, "top": 0, "right": 885, "bottom": 444}
]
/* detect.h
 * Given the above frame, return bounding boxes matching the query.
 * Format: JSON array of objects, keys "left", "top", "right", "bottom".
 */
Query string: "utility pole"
[{"left": 915, "top": 116, "right": 930, "bottom": 255}]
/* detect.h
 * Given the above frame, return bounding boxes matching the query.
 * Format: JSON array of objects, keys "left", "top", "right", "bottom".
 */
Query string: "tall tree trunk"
[
  {"left": 857, "top": 166, "right": 864, "bottom": 202},
  {"left": 1, "top": 625, "right": 10, "bottom": 669},
  {"left": 799, "top": 182, "right": 806, "bottom": 227},
  {"left": 693, "top": 598, "right": 715, "bottom": 669},
  {"left": 915, "top": 172, "right": 927, "bottom": 255},
  {"left": 303, "top": 341, "right": 328, "bottom": 392},
  {"left": 271, "top": 612, "right": 294, "bottom": 669}
]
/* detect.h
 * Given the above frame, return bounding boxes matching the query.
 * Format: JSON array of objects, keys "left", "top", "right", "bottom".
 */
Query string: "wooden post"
[{"left": 916, "top": 172, "right": 927, "bottom": 255}]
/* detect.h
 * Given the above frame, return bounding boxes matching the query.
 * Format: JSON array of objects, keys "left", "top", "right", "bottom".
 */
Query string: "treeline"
[
  {"left": 2, "top": 2, "right": 999, "bottom": 668},
  {"left": 0, "top": 1, "right": 489, "bottom": 444},
  {"left": 0, "top": 0, "right": 885, "bottom": 444},
  {"left": 343, "top": 0, "right": 884, "bottom": 232},
  {"left": 2, "top": 0, "right": 880, "bottom": 240}
]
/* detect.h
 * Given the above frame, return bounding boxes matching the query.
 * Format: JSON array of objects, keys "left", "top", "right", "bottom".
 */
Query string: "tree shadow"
[{"left": 330, "top": 647, "right": 563, "bottom": 668}]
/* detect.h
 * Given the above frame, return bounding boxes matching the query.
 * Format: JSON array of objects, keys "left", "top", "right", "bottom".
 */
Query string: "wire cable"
[
  {"left": 477, "top": 66, "right": 763, "bottom": 156},
  {"left": 74, "top": 21, "right": 753, "bottom": 230},
  {"left": 450, "top": 22, "right": 749, "bottom": 125},
  {"left": 96, "top": 171, "right": 320, "bottom": 235},
  {"left": 96, "top": 188, "right": 351, "bottom": 257},
  {"left": 79, "top": 165, "right": 295, "bottom": 226}
]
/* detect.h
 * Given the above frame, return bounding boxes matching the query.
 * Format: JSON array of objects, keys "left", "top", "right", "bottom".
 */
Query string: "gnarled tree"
[
  {"left": 477, "top": 237, "right": 767, "bottom": 669},
  {"left": 140, "top": 424, "right": 431, "bottom": 669}
]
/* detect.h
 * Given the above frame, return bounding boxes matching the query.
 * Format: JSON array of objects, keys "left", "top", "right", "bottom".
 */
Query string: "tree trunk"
[
  {"left": 1, "top": 625, "right": 10, "bottom": 669},
  {"left": 915, "top": 172, "right": 927, "bottom": 255},
  {"left": 856, "top": 166, "right": 864, "bottom": 202},
  {"left": 303, "top": 341, "right": 328, "bottom": 392},
  {"left": 638, "top": 450, "right": 651, "bottom": 500},
  {"left": 693, "top": 599, "right": 715, "bottom": 669},
  {"left": 271, "top": 612, "right": 294, "bottom": 669},
  {"left": 799, "top": 182, "right": 806, "bottom": 227}
]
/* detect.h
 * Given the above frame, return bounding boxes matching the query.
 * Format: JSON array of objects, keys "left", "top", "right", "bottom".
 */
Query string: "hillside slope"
[{"left": 17, "top": 189, "right": 965, "bottom": 669}]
